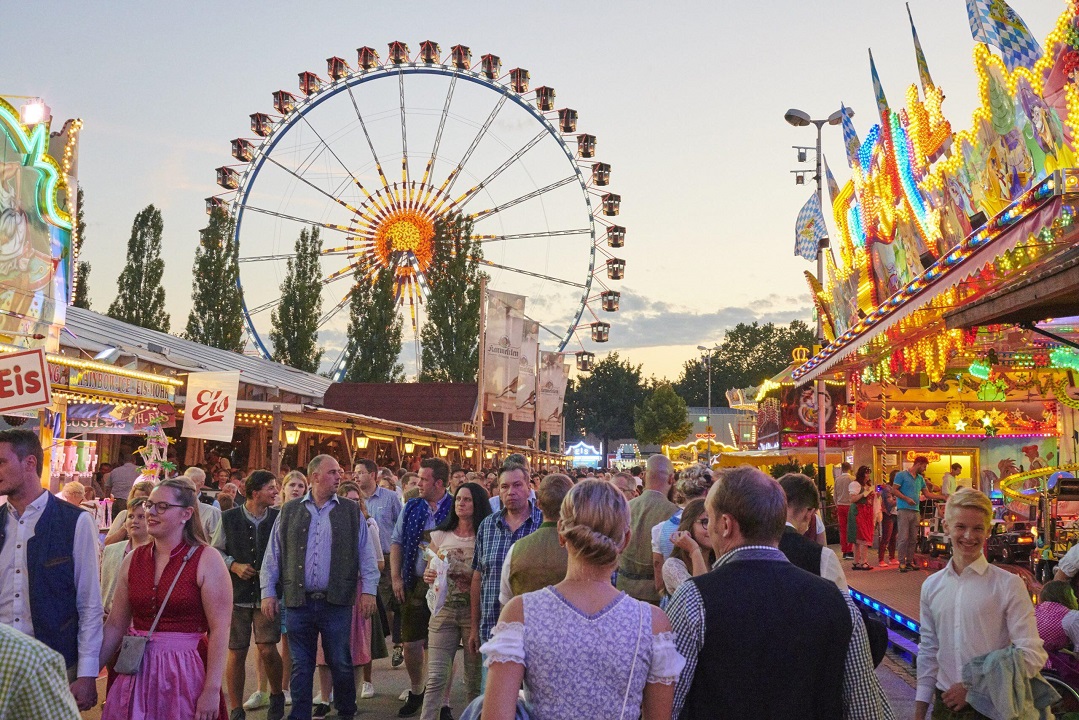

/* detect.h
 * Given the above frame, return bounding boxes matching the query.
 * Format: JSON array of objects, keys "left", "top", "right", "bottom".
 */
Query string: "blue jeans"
[{"left": 285, "top": 598, "right": 355, "bottom": 720}]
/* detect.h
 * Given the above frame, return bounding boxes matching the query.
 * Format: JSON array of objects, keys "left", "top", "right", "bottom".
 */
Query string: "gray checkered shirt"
[{"left": 667, "top": 545, "right": 894, "bottom": 720}]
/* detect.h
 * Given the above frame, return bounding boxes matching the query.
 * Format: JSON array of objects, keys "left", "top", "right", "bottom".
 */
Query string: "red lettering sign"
[
  {"left": 191, "top": 389, "right": 230, "bottom": 423},
  {"left": 0, "top": 349, "right": 52, "bottom": 413}
]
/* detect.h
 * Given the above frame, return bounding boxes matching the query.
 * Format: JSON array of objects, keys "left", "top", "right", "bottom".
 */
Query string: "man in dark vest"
[
  {"left": 500, "top": 473, "right": 573, "bottom": 601},
  {"left": 617, "top": 454, "right": 676, "bottom": 604},
  {"left": 777, "top": 473, "right": 848, "bottom": 591},
  {"left": 667, "top": 465, "right": 852, "bottom": 720},
  {"left": 261, "top": 454, "right": 380, "bottom": 720},
  {"left": 216, "top": 470, "right": 284, "bottom": 720},
  {"left": 0, "top": 428, "right": 102, "bottom": 712}
]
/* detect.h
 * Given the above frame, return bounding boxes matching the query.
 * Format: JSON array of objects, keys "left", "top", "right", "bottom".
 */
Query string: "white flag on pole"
[
  {"left": 483, "top": 290, "right": 526, "bottom": 413},
  {"left": 537, "top": 352, "right": 569, "bottom": 434},
  {"left": 181, "top": 371, "right": 240, "bottom": 442},
  {"left": 512, "top": 320, "right": 540, "bottom": 422}
]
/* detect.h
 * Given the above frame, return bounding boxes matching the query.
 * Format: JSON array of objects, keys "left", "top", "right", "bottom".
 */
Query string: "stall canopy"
[{"left": 717, "top": 447, "right": 845, "bottom": 468}]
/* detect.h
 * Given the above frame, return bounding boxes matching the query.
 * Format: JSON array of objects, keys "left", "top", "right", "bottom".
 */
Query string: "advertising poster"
[{"left": 483, "top": 290, "right": 525, "bottom": 413}]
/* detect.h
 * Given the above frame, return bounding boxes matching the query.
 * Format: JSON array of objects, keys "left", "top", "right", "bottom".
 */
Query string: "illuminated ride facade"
[
  {"left": 210, "top": 42, "right": 625, "bottom": 379},
  {"left": 791, "top": 3, "right": 1079, "bottom": 514}
]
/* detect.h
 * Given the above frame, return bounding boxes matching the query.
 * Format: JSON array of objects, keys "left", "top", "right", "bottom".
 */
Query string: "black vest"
[
  {"left": 682, "top": 556, "right": 851, "bottom": 720},
  {"left": 278, "top": 497, "right": 360, "bottom": 608},
  {"left": 0, "top": 494, "right": 84, "bottom": 670},
  {"left": 221, "top": 505, "right": 279, "bottom": 604},
  {"left": 778, "top": 526, "right": 823, "bottom": 576}
]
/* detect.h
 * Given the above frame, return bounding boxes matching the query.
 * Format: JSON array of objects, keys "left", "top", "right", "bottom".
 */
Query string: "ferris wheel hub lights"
[{"left": 19, "top": 98, "right": 49, "bottom": 126}]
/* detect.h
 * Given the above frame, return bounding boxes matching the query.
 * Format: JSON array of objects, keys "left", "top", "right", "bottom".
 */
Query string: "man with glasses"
[{"left": 0, "top": 428, "right": 103, "bottom": 712}]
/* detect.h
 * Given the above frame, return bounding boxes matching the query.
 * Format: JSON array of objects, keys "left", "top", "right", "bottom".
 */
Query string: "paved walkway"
[{"left": 831, "top": 544, "right": 934, "bottom": 622}]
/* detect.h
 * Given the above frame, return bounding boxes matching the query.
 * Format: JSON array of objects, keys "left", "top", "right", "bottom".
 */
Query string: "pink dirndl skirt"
[
  {"left": 317, "top": 606, "right": 372, "bottom": 667},
  {"left": 102, "top": 630, "right": 226, "bottom": 720}
]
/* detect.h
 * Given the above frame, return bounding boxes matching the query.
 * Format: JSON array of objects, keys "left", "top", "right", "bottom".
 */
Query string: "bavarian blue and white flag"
[
  {"left": 840, "top": 102, "right": 861, "bottom": 169},
  {"left": 794, "top": 193, "right": 827, "bottom": 261},
  {"left": 966, "top": 0, "right": 1043, "bottom": 72}
]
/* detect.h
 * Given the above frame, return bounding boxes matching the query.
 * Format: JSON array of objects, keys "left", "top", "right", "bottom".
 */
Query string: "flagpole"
[
  {"left": 533, "top": 339, "right": 541, "bottom": 467},
  {"left": 814, "top": 119, "right": 828, "bottom": 498},
  {"left": 476, "top": 275, "right": 487, "bottom": 471}
]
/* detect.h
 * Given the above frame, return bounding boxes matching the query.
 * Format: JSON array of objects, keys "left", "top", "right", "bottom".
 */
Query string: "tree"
[
  {"left": 270, "top": 226, "right": 324, "bottom": 373},
  {"left": 674, "top": 319, "right": 816, "bottom": 405},
  {"left": 419, "top": 213, "right": 483, "bottom": 382},
  {"left": 572, "top": 353, "right": 648, "bottom": 463},
  {"left": 634, "top": 383, "right": 693, "bottom": 446},
  {"left": 108, "top": 204, "right": 169, "bottom": 332},
  {"left": 342, "top": 266, "right": 404, "bottom": 382},
  {"left": 71, "top": 185, "right": 91, "bottom": 310},
  {"left": 183, "top": 208, "right": 245, "bottom": 352}
]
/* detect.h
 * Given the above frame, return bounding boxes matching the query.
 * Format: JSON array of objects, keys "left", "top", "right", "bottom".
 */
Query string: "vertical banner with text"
[
  {"left": 483, "top": 290, "right": 526, "bottom": 413},
  {"left": 512, "top": 320, "right": 540, "bottom": 422},
  {"left": 181, "top": 371, "right": 240, "bottom": 442},
  {"left": 537, "top": 351, "right": 570, "bottom": 434}
]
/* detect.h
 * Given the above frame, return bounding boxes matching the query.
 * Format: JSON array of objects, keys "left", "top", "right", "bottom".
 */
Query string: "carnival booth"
[{"left": 790, "top": 4, "right": 1079, "bottom": 515}]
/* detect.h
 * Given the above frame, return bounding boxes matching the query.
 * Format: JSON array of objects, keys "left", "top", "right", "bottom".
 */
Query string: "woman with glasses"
[
  {"left": 661, "top": 499, "right": 714, "bottom": 597},
  {"left": 99, "top": 477, "right": 232, "bottom": 720}
]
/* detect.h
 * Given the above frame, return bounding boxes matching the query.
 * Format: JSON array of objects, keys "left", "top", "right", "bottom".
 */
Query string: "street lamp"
[
  {"left": 784, "top": 105, "right": 852, "bottom": 494},
  {"left": 697, "top": 344, "right": 717, "bottom": 465}
]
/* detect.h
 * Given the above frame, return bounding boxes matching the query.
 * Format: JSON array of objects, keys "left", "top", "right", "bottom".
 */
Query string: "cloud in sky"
[{"left": 601, "top": 288, "right": 813, "bottom": 351}]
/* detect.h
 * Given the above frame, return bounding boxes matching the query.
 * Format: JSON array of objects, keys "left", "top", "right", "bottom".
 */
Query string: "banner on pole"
[
  {"left": 483, "top": 290, "right": 526, "bottom": 413},
  {"left": 537, "top": 351, "right": 569, "bottom": 434},
  {"left": 181, "top": 371, "right": 240, "bottom": 442},
  {"left": 512, "top": 321, "right": 540, "bottom": 422}
]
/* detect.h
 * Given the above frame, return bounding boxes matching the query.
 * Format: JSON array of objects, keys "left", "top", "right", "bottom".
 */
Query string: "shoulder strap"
[
  {"left": 619, "top": 600, "right": 647, "bottom": 720},
  {"left": 147, "top": 545, "right": 199, "bottom": 640}
]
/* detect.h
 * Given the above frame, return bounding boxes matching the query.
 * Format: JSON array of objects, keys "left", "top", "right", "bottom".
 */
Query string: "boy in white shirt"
[{"left": 915, "top": 488, "right": 1047, "bottom": 719}]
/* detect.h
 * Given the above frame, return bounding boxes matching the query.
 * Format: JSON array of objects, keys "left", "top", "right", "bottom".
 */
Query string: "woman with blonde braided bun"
[{"left": 473, "top": 480, "right": 684, "bottom": 720}]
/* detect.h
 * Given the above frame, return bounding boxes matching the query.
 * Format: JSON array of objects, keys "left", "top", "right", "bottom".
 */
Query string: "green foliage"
[
  {"left": 419, "top": 213, "right": 483, "bottom": 382},
  {"left": 634, "top": 383, "right": 693, "bottom": 446},
  {"left": 270, "top": 226, "right": 324, "bottom": 373},
  {"left": 569, "top": 353, "right": 648, "bottom": 460},
  {"left": 342, "top": 266, "right": 404, "bottom": 382},
  {"left": 108, "top": 204, "right": 169, "bottom": 332},
  {"left": 183, "top": 209, "right": 245, "bottom": 353},
  {"left": 674, "top": 320, "right": 816, "bottom": 406},
  {"left": 72, "top": 186, "right": 91, "bottom": 310}
]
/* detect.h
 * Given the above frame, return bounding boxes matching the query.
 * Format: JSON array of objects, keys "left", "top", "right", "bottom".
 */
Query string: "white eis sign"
[
  {"left": 0, "top": 348, "right": 50, "bottom": 413},
  {"left": 181, "top": 371, "right": 240, "bottom": 442}
]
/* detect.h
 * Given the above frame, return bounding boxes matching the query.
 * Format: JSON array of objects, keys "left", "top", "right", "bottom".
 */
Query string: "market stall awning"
[
  {"left": 792, "top": 172, "right": 1076, "bottom": 385},
  {"left": 944, "top": 246, "right": 1079, "bottom": 331},
  {"left": 716, "top": 447, "right": 845, "bottom": 468}
]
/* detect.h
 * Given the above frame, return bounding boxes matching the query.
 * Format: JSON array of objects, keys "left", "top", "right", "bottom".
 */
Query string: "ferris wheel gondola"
[{"left": 209, "top": 41, "right": 625, "bottom": 378}]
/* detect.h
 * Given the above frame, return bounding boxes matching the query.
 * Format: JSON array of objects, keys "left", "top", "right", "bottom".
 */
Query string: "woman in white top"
[
  {"left": 103, "top": 480, "right": 156, "bottom": 546},
  {"left": 100, "top": 498, "right": 152, "bottom": 616},
  {"left": 478, "top": 479, "right": 684, "bottom": 720}
]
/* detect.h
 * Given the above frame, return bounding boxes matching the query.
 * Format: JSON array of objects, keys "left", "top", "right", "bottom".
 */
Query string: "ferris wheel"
[{"left": 209, "top": 41, "right": 625, "bottom": 379}]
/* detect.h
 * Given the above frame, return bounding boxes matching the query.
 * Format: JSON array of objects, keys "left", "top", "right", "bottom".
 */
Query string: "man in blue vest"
[{"left": 0, "top": 428, "right": 103, "bottom": 712}]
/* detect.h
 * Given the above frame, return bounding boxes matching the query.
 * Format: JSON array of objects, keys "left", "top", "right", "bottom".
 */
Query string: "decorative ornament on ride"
[
  {"left": 137, "top": 415, "right": 175, "bottom": 481},
  {"left": 210, "top": 42, "right": 624, "bottom": 378}
]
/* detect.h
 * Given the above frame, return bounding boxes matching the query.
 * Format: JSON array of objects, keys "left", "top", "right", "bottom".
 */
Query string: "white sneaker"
[
  {"left": 361, "top": 682, "right": 375, "bottom": 699},
  {"left": 283, "top": 691, "right": 291, "bottom": 706},
  {"left": 243, "top": 691, "right": 270, "bottom": 710},
  {"left": 399, "top": 689, "right": 410, "bottom": 701}
]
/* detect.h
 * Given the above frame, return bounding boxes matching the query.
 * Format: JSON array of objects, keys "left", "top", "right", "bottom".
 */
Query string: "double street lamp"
[
  {"left": 697, "top": 344, "right": 718, "bottom": 464},
  {"left": 784, "top": 106, "right": 852, "bottom": 493}
]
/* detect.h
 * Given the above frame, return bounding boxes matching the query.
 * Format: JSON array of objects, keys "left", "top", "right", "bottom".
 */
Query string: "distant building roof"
[{"left": 62, "top": 306, "right": 331, "bottom": 402}]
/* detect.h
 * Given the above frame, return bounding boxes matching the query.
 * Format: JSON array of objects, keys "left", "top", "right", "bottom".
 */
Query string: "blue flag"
[
  {"left": 966, "top": 0, "right": 1043, "bottom": 72},
  {"left": 841, "top": 103, "right": 861, "bottom": 169},
  {"left": 908, "top": 3, "right": 935, "bottom": 93},
  {"left": 794, "top": 193, "right": 827, "bottom": 261},
  {"left": 823, "top": 155, "right": 841, "bottom": 209}
]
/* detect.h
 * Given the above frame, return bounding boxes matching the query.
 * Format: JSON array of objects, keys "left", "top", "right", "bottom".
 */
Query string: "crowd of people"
[{"left": 0, "top": 427, "right": 1066, "bottom": 719}]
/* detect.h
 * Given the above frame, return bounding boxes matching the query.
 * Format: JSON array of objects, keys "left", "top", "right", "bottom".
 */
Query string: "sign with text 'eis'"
[
  {"left": 0, "top": 349, "right": 50, "bottom": 413},
  {"left": 181, "top": 371, "right": 240, "bottom": 442}
]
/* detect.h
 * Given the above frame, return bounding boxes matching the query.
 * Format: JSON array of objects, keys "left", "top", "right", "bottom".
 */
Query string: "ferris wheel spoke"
[
  {"left": 240, "top": 204, "right": 355, "bottom": 235},
  {"left": 398, "top": 70, "right": 411, "bottom": 202},
  {"left": 474, "top": 258, "right": 585, "bottom": 288},
  {"left": 470, "top": 175, "right": 577, "bottom": 220},
  {"left": 262, "top": 153, "right": 363, "bottom": 215},
  {"left": 473, "top": 228, "right": 591, "bottom": 244},
  {"left": 454, "top": 130, "right": 546, "bottom": 209},
  {"left": 437, "top": 95, "right": 508, "bottom": 198},
  {"left": 346, "top": 84, "right": 392, "bottom": 193},
  {"left": 421, "top": 73, "right": 457, "bottom": 194},
  {"left": 317, "top": 292, "right": 352, "bottom": 329},
  {"left": 247, "top": 297, "right": 282, "bottom": 316},
  {"left": 295, "top": 112, "right": 372, "bottom": 200},
  {"left": 238, "top": 249, "right": 359, "bottom": 263}
]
